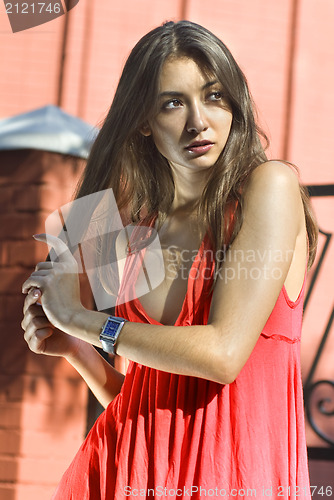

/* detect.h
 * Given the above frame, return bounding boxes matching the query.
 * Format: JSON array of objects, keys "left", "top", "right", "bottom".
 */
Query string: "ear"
[{"left": 140, "top": 123, "right": 152, "bottom": 137}]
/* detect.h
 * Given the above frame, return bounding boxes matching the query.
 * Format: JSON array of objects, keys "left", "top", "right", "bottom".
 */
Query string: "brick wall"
[{"left": 0, "top": 150, "right": 88, "bottom": 499}]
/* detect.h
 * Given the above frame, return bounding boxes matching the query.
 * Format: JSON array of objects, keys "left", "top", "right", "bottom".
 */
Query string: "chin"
[{"left": 189, "top": 157, "right": 218, "bottom": 169}]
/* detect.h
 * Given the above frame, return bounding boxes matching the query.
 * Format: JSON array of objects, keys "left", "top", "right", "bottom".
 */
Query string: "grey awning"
[{"left": 0, "top": 105, "right": 98, "bottom": 158}]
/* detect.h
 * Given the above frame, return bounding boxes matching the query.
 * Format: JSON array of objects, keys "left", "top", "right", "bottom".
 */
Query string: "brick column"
[{"left": 0, "top": 149, "right": 89, "bottom": 500}]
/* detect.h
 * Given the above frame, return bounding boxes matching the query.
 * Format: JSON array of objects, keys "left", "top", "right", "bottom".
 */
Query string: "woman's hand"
[
  {"left": 22, "top": 287, "right": 82, "bottom": 358},
  {"left": 22, "top": 234, "right": 84, "bottom": 334}
]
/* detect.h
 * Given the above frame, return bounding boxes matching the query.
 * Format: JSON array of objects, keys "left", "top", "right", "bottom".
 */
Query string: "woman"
[{"left": 22, "top": 21, "right": 317, "bottom": 499}]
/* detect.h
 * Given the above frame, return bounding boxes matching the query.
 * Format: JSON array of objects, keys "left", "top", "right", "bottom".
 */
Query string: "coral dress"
[{"left": 52, "top": 231, "right": 311, "bottom": 499}]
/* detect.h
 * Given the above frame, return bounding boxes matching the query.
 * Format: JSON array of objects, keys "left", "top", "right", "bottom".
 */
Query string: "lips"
[{"left": 185, "top": 140, "right": 214, "bottom": 155}]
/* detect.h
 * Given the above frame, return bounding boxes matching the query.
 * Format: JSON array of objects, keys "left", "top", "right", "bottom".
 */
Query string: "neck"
[{"left": 169, "top": 163, "right": 210, "bottom": 212}]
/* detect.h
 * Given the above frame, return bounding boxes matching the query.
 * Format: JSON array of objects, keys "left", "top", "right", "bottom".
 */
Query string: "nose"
[{"left": 186, "top": 102, "right": 208, "bottom": 134}]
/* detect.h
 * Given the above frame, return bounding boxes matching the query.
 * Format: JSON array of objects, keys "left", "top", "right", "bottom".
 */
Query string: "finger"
[
  {"left": 22, "top": 304, "right": 43, "bottom": 331},
  {"left": 31, "top": 269, "right": 54, "bottom": 277},
  {"left": 23, "top": 300, "right": 46, "bottom": 321},
  {"left": 25, "top": 326, "right": 53, "bottom": 354},
  {"left": 22, "top": 276, "right": 46, "bottom": 294},
  {"left": 30, "top": 269, "right": 52, "bottom": 276},
  {"left": 23, "top": 288, "right": 42, "bottom": 312},
  {"left": 33, "top": 262, "right": 63, "bottom": 275},
  {"left": 33, "top": 233, "right": 75, "bottom": 264},
  {"left": 23, "top": 302, "right": 44, "bottom": 319},
  {"left": 22, "top": 313, "right": 52, "bottom": 334},
  {"left": 35, "top": 262, "right": 54, "bottom": 271}
]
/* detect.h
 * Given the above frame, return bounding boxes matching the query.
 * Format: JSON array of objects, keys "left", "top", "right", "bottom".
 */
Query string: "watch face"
[
  {"left": 104, "top": 322, "right": 118, "bottom": 337},
  {"left": 100, "top": 317, "right": 126, "bottom": 354},
  {"left": 101, "top": 317, "right": 125, "bottom": 340},
  {"left": 103, "top": 319, "right": 119, "bottom": 337}
]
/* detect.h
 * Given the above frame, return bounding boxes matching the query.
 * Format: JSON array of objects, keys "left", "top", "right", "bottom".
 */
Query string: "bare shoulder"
[
  {"left": 247, "top": 160, "right": 301, "bottom": 195},
  {"left": 247, "top": 160, "right": 300, "bottom": 192},
  {"left": 244, "top": 160, "right": 303, "bottom": 218}
]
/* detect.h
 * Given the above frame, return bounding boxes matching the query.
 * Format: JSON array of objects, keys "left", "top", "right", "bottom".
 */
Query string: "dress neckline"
[{"left": 133, "top": 234, "right": 208, "bottom": 326}]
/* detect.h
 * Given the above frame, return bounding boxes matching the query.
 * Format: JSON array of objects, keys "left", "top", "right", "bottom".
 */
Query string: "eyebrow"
[{"left": 159, "top": 80, "right": 219, "bottom": 98}]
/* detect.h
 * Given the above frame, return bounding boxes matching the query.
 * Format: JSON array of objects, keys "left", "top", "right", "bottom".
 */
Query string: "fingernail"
[
  {"left": 33, "top": 234, "right": 42, "bottom": 239},
  {"left": 32, "top": 288, "right": 41, "bottom": 298}
]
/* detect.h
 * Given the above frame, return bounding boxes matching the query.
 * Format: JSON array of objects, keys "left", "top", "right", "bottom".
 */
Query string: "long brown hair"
[{"left": 76, "top": 20, "right": 317, "bottom": 275}]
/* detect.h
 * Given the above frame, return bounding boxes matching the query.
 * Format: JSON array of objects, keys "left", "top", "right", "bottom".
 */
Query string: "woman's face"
[{"left": 144, "top": 57, "right": 233, "bottom": 172}]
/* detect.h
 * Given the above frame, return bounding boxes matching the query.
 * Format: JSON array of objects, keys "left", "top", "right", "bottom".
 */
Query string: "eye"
[
  {"left": 207, "top": 91, "right": 224, "bottom": 101},
  {"left": 162, "top": 99, "right": 183, "bottom": 110}
]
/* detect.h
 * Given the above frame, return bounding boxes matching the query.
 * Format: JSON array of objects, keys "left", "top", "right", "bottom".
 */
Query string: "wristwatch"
[{"left": 99, "top": 316, "right": 128, "bottom": 355}]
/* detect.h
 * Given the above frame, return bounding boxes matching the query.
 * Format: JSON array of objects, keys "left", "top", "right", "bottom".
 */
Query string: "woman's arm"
[
  {"left": 22, "top": 161, "right": 307, "bottom": 385},
  {"left": 22, "top": 291, "right": 124, "bottom": 408},
  {"left": 65, "top": 341, "right": 124, "bottom": 408}
]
